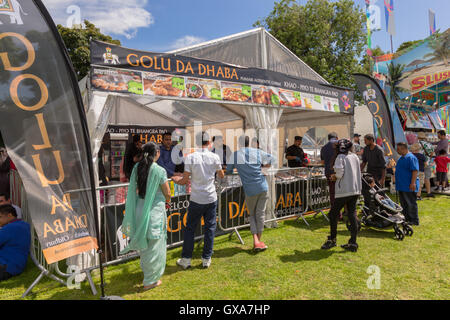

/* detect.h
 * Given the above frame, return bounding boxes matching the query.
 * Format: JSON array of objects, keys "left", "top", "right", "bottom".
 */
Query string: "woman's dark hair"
[
  {"left": 337, "top": 139, "right": 353, "bottom": 155},
  {"left": 330, "top": 139, "right": 353, "bottom": 170},
  {"left": 137, "top": 142, "right": 158, "bottom": 199}
]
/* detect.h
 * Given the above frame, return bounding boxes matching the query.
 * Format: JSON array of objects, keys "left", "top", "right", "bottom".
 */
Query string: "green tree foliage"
[
  {"left": 424, "top": 29, "right": 449, "bottom": 66},
  {"left": 255, "top": 0, "right": 366, "bottom": 89},
  {"left": 57, "top": 20, "right": 121, "bottom": 80},
  {"left": 386, "top": 61, "right": 406, "bottom": 101},
  {"left": 396, "top": 40, "right": 422, "bottom": 54},
  {"left": 362, "top": 46, "right": 385, "bottom": 75}
]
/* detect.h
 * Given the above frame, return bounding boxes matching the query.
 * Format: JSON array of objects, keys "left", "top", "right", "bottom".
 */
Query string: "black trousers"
[
  {"left": 0, "top": 264, "right": 12, "bottom": 282},
  {"left": 398, "top": 191, "right": 419, "bottom": 225},
  {"left": 330, "top": 195, "right": 359, "bottom": 244}
]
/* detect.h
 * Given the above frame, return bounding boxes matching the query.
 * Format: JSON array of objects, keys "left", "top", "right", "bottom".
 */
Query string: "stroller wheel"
[
  {"left": 394, "top": 225, "right": 405, "bottom": 240},
  {"left": 402, "top": 223, "right": 413, "bottom": 236}
]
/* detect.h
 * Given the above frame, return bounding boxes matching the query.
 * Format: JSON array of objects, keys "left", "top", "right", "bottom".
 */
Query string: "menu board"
[
  {"left": 90, "top": 40, "right": 355, "bottom": 114},
  {"left": 91, "top": 67, "right": 143, "bottom": 94}
]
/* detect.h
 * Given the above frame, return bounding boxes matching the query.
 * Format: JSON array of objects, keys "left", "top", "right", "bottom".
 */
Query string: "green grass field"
[{"left": 1, "top": 195, "right": 449, "bottom": 300}]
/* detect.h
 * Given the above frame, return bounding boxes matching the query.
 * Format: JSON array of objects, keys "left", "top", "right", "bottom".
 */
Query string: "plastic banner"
[
  {"left": 0, "top": 0, "right": 98, "bottom": 264},
  {"left": 354, "top": 74, "right": 397, "bottom": 159},
  {"left": 90, "top": 40, "right": 355, "bottom": 115}
]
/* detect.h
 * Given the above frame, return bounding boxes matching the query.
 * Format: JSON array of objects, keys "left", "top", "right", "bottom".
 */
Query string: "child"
[
  {"left": 366, "top": 176, "right": 398, "bottom": 209},
  {"left": 434, "top": 149, "right": 450, "bottom": 192}
]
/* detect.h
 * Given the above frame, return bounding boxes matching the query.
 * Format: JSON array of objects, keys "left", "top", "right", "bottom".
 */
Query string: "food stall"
[{"left": 84, "top": 28, "right": 355, "bottom": 255}]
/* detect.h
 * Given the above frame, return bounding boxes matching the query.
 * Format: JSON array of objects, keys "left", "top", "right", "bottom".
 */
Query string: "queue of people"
[
  {"left": 0, "top": 129, "right": 447, "bottom": 288},
  {"left": 120, "top": 133, "right": 274, "bottom": 289}
]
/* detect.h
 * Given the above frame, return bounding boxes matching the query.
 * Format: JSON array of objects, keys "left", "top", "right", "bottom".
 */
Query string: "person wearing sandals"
[
  {"left": 321, "top": 139, "right": 362, "bottom": 252},
  {"left": 226, "top": 136, "right": 275, "bottom": 252},
  {"left": 120, "top": 142, "right": 171, "bottom": 290}
]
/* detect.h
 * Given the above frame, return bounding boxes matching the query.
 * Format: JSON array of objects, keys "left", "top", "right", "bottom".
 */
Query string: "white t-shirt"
[{"left": 185, "top": 149, "right": 222, "bottom": 204}]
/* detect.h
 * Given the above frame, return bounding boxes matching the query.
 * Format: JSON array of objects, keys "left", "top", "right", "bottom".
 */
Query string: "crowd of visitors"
[{"left": 0, "top": 127, "right": 448, "bottom": 288}]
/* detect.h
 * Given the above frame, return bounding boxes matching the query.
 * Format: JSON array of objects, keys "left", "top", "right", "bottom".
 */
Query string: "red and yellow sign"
[{"left": 410, "top": 70, "right": 450, "bottom": 92}]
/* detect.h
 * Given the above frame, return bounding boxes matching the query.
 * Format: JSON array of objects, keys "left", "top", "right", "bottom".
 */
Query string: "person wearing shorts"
[{"left": 227, "top": 136, "right": 275, "bottom": 251}]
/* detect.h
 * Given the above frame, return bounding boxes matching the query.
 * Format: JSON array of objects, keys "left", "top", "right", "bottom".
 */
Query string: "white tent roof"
[
  {"left": 86, "top": 28, "right": 352, "bottom": 163},
  {"left": 169, "top": 28, "right": 327, "bottom": 83}
]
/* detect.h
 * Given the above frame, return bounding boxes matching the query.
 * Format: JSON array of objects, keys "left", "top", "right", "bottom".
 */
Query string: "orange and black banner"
[
  {"left": 0, "top": 0, "right": 98, "bottom": 264},
  {"left": 90, "top": 40, "right": 355, "bottom": 114},
  {"left": 354, "top": 73, "right": 397, "bottom": 159}
]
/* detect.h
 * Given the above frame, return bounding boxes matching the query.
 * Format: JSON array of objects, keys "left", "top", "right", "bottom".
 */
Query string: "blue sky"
[{"left": 43, "top": 0, "right": 450, "bottom": 54}]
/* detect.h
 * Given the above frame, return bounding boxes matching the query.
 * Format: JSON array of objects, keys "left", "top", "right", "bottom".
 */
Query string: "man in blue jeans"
[
  {"left": 395, "top": 143, "right": 420, "bottom": 226},
  {"left": 173, "top": 132, "right": 224, "bottom": 269}
]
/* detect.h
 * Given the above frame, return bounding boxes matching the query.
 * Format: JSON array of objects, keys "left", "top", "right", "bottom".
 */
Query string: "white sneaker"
[
  {"left": 176, "top": 258, "right": 191, "bottom": 270},
  {"left": 202, "top": 258, "right": 211, "bottom": 268}
]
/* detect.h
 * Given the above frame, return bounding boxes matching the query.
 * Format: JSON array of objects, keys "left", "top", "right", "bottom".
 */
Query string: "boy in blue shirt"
[
  {"left": 395, "top": 143, "right": 420, "bottom": 226},
  {"left": 226, "top": 136, "right": 275, "bottom": 251},
  {"left": 0, "top": 204, "right": 31, "bottom": 281}
]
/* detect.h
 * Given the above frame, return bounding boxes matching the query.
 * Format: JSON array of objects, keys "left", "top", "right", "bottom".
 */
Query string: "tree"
[
  {"left": 386, "top": 61, "right": 406, "bottom": 101},
  {"left": 396, "top": 40, "right": 422, "bottom": 54},
  {"left": 57, "top": 20, "right": 121, "bottom": 80},
  {"left": 254, "top": 0, "right": 366, "bottom": 89},
  {"left": 362, "top": 46, "right": 385, "bottom": 75},
  {"left": 423, "top": 30, "right": 449, "bottom": 66}
]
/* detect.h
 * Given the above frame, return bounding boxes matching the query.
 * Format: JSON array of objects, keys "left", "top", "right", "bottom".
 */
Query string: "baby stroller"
[{"left": 355, "top": 174, "right": 413, "bottom": 240}]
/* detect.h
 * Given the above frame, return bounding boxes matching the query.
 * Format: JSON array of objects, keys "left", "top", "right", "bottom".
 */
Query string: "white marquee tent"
[{"left": 84, "top": 28, "right": 354, "bottom": 167}]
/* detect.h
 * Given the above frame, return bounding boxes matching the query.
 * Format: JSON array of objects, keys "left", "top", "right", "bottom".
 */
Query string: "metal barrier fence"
[
  {"left": 217, "top": 166, "right": 331, "bottom": 241},
  {"left": 305, "top": 166, "right": 330, "bottom": 225},
  {"left": 12, "top": 166, "right": 331, "bottom": 297},
  {"left": 217, "top": 167, "right": 310, "bottom": 240},
  {"left": 9, "top": 170, "right": 67, "bottom": 298},
  {"left": 67, "top": 180, "right": 212, "bottom": 295}
]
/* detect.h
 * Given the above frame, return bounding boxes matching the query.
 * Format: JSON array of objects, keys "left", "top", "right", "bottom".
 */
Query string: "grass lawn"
[{"left": 1, "top": 195, "right": 449, "bottom": 300}]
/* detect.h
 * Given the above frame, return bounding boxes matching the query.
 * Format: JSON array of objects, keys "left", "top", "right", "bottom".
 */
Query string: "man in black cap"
[
  {"left": 353, "top": 133, "right": 363, "bottom": 157},
  {"left": 286, "top": 136, "right": 307, "bottom": 168}
]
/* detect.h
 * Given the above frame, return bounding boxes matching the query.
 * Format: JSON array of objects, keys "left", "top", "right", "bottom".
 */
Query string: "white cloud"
[
  {"left": 42, "top": 0, "right": 154, "bottom": 39},
  {"left": 169, "top": 35, "right": 206, "bottom": 50}
]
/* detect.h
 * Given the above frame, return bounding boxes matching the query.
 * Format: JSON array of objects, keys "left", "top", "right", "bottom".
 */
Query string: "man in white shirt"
[
  {"left": 0, "top": 193, "right": 22, "bottom": 220},
  {"left": 173, "top": 132, "right": 224, "bottom": 269}
]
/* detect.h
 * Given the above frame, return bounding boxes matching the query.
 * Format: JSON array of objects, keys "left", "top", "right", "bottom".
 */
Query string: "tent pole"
[{"left": 261, "top": 28, "right": 268, "bottom": 69}]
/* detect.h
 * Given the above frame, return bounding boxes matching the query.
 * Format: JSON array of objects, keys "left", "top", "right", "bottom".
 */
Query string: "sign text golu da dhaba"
[{"left": 90, "top": 41, "right": 354, "bottom": 114}]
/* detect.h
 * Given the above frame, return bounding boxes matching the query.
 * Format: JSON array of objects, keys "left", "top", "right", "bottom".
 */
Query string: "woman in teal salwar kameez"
[{"left": 120, "top": 142, "right": 171, "bottom": 290}]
